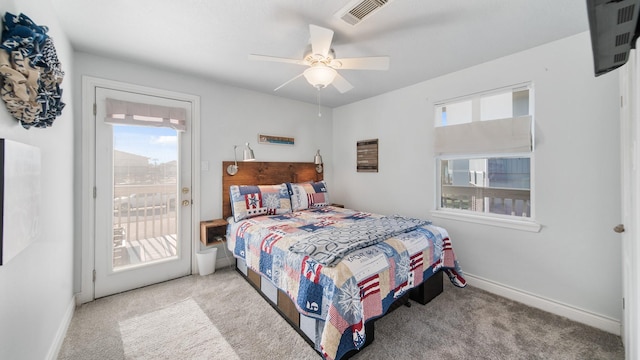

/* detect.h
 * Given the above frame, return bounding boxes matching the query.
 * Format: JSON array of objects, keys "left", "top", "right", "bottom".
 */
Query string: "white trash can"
[{"left": 196, "top": 248, "right": 218, "bottom": 276}]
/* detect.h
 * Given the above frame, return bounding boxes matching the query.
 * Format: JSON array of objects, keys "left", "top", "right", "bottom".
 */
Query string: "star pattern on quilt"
[
  {"left": 247, "top": 195, "right": 259, "bottom": 207},
  {"left": 338, "top": 278, "right": 362, "bottom": 320},
  {"left": 396, "top": 253, "right": 410, "bottom": 281},
  {"left": 227, "top": 206, "right": 467, "bottom": 360},
  {"left": 263, "top": 193, "right": 280, "bottom": 209}
]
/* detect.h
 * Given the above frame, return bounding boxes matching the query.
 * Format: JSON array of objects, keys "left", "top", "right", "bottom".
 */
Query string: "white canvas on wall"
[{"left": 1, "top": 139, "right": 41, "bottom": 265}]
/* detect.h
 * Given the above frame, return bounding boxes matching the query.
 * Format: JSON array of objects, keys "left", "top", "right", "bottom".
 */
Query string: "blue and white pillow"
[
  {"left": 230, "top": 184, "right": 292, "bottom": 222},
  {"left": 286, "top": 181, "right": 330, "bottom": 212}
]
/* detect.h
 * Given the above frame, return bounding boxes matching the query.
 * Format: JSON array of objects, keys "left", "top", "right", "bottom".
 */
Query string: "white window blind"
[
  {"left": 434, "top": 115, "right": 532, "bottom": 155},
  {"left": 433, "top": 84, "right": 535, "bottom": 223},
  {"left": 105, "top": 98, "right": 187, "bottom": 131}
]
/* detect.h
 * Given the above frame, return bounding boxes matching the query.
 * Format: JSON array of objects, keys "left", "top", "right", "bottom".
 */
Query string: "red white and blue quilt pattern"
[{"left": 227, "top": 206, "right": 466, "bottom": 360}]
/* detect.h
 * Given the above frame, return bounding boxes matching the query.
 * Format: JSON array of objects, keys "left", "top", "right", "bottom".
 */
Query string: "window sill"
[{"left": 430, "top": 209, "right": 542, "bottom": 233}]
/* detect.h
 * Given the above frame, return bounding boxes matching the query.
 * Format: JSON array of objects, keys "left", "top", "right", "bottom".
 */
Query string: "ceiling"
[{"left": 50, "top": 0, "right": 590, "bottom": 108}]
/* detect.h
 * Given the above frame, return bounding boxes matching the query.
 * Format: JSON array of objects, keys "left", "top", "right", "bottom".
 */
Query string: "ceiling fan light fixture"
[
  {"left": 303, "top": 65, "right": 337, "bottom": 88},
  {"left": 250, "top": 24, "right": 387, "bottom": 94}
]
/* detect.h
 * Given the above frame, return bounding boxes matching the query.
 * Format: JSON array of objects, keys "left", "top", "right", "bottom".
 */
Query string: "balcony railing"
[
  {"left": 441, "top": 185, "right": 530, "bottom": 217},
  {"left": 112, "top": 184, "right": 177, "bottom": 269}
]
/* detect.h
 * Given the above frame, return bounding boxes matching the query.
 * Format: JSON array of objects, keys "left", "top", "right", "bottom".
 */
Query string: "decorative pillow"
[
  {"left": 230, "top": 184, "right": 292, "bottom": 222},
  {"left": 286, "top": 181, "right": 330, "bottom": 211}
]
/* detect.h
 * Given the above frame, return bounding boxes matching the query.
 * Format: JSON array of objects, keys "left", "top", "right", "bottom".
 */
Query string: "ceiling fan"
[{"left": 249, "top": 24, "right": 390, "bottom": 93}]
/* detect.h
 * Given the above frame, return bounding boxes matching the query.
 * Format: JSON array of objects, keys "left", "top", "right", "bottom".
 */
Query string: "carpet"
[
  {"left": 118, "top": 298, "right": 240, "bottom": 360},
  {"left": 58, "top": 268, "right": 624, "bottom": 360}
]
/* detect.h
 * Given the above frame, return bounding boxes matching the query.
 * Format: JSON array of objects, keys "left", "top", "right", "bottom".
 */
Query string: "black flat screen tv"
[{"left": 587, "top": 0, "right": 640, "bottom": 76}]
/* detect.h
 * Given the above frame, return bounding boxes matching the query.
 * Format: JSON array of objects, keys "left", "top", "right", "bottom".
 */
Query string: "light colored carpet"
[
  {"left": 119, "top": 298, "right": 239, "bottom": 360},
  {"left": 58, "top": 267, "right": 624, "bottom": 360}
]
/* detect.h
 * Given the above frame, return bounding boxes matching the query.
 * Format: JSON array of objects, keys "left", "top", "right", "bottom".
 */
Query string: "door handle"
[
  {"left": 614, "top": 224, "right": 625, "bottom": 233},
  {"left": 182, "top": 200, "right": 191, "bottom": 207}
]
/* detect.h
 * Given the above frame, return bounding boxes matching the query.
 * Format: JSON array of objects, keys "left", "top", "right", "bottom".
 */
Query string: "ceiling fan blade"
[
  {"left": 309, "top": 24, "right": 333, "bottom": 58},
  {"left": 332, "top": 56, "right": 390, "bottom": 70},
  {"left": 331, "top": 73, "right": 354, "bottom": 94},
  {"left": 249, "top": 54, "right": 306, "bottom": 65},
  {"left": 274, "top": 72, "right": 304, "bottom": 91}
]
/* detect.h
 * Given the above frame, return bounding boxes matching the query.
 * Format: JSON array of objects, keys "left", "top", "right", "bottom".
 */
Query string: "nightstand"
[{"left": 200, "top": 219, "right": 228, "bottom": 245}]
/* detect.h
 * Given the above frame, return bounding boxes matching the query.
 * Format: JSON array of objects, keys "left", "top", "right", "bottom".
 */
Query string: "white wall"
[
  {"left": 0, "top": 0, "right": 75, "bottom": 359},
  {"left": 332, "top": 32, "right": 622, "bottom": 330},
  {"left": 72, "top": 52, "right": 333, "bottom": 292}
]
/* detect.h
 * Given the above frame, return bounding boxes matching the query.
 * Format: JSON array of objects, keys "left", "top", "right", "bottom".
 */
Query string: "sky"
[{"left": 113, "top": 125, "right": 178, "bottom": 164}]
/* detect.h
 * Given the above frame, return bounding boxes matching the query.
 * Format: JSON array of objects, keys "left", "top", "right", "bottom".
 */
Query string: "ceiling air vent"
[{"left": 335, "top": 0, "right": 394, "bottom": 26}]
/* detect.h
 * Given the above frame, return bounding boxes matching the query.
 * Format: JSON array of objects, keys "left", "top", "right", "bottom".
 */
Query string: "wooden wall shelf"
[{"left": 200, "top": 218, "right": 228, "bottom": 245}]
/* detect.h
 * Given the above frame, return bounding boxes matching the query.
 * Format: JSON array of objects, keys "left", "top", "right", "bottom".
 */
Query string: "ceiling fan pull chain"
[{"left": 317, "top": 88, "right": 322, "bottom": 117}]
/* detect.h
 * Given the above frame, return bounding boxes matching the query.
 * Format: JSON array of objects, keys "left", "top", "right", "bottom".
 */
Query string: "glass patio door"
[{"left": 94, "top": 87, "right": 192, "bottom": 298}]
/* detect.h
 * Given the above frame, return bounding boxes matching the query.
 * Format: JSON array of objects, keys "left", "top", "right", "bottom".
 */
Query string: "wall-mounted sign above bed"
[
  {"left": 258, "top": 134, "right": 295, "bottom": 145},
  {"left": 0, "top": 12, "right": 65, "bottom": 129},
  {"left": 357, "top": 138, "right": 378, "bottom": 172}
]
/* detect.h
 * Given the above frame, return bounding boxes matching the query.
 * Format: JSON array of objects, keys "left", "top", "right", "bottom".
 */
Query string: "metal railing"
[
  {"left": 441, "top": 185, "right": 530, "bottom": 217},
  {"left": 112, "top": 184, "right": 178, "bottom": 268}
]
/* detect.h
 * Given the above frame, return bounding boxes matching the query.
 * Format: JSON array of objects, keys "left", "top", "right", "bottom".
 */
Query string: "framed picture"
[
  {"left": 357, "top": 138, "right": 378, "bottom": 172},
  {"left": 0, "top": 139, "right": 41, "bottom": 265},
  {"left": 258, "top": 134, "right": 295, "bottom": 146}
]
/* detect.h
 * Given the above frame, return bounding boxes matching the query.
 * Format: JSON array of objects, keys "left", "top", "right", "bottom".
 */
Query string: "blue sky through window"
[{"left": 113, "top": 125, "right": 177, "bottom": 164}]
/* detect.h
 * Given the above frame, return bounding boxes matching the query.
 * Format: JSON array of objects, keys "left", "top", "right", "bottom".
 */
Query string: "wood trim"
[
  {"left": 200, "top": 219, "right": 228, "bottom": 245},
  {"left": 277, "top": 290, "right": 300, "bottom": 327},
  {"left": 247, "top": 267, "right": 261, "bottom": 288},
  {"left": 221, "top": 161, "right": 322, "bottom": 220}
]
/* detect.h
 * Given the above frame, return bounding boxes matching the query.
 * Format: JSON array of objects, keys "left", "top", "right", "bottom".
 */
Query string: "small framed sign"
[
  {"left": 357, "top": 139, "right": 378, "bottom": 172},
  {"left": 258, "top": 134, "right": 295, "bottom": 146}
]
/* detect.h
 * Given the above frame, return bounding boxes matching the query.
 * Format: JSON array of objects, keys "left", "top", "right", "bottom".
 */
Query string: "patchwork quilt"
[{"left": 227, "top": 206, "right": 466, "bottom": 360}]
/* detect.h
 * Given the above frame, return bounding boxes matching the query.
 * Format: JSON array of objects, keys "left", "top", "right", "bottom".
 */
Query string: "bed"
[{"left": 222, "top": 161, "right": 466, "bottom": 360}]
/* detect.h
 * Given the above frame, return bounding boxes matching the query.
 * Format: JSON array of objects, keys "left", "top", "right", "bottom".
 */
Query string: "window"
[{"left": 434, "top": 84, "right": 534, "bottom": 221}]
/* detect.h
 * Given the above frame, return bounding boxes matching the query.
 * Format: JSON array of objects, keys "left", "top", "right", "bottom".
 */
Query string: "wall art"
[
  {"left": 0, "top": 12, "right": 65, "bottom": 129},
  {"left": 258, "top": 134, "right": 295, "bottom": 145},
  {"left": 0, "top": 139, "right": 41, "bottom": 265},
  {"left": 357, "top": 138, "right": 378, "bottom": 172}
]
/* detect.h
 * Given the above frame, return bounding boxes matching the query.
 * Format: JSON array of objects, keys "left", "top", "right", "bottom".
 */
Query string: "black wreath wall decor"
[{"left": 0, "top": 12, "right": 65, "bottom": 129}]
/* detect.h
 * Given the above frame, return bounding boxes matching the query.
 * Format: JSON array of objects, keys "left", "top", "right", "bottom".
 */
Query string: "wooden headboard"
[{"left": 222, "top": 161, "right": 323, "bottom": 220}]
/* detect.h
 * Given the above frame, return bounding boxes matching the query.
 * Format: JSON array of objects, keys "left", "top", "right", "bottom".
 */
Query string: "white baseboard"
[
  {"left": 46, "top": 294, "right": 76, "bottom": 360},
  {"left": 464, "top": 273, "right": 621, "bottom": 336}
]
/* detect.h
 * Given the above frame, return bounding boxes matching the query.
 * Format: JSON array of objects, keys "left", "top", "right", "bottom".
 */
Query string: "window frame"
[{"left": 432, "top": 83, "right": 541, "bottom": 232}]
